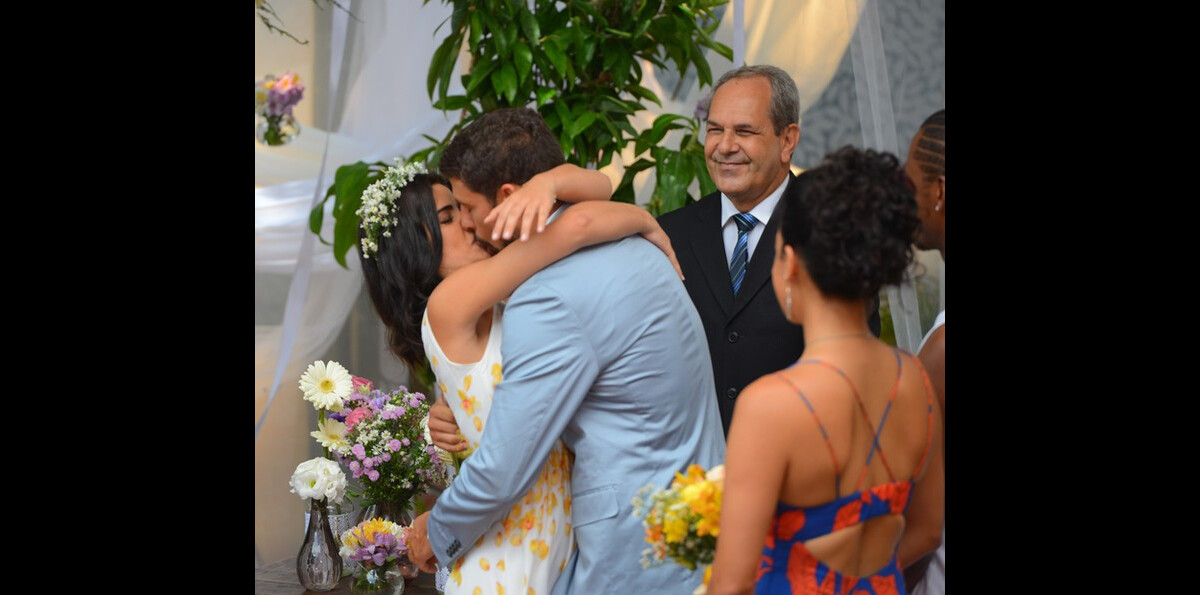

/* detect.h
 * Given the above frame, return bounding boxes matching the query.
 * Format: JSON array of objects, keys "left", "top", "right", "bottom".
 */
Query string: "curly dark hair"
[
  {"left": 438, "top": 108, "right": 565, "bottom": 202},
  {"left": 357, "top": 172, "right": 451, "bottom": 369},
  {"left": 779, "top": 146, "right": 919, "bottom": 299}
]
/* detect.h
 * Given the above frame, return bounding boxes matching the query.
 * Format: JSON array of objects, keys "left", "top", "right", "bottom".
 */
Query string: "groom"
[{"left": 406, "top": 107, "right": 726, "bottom": 593}]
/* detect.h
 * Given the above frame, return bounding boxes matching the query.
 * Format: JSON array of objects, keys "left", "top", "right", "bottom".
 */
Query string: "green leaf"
[
  {"left": 536, "top": 86, "right": 557, "bottom": 108},
  {"left": 483, "top": 13, "right": 507, "bottom": 56},
  {"left": 492, "top": 62, "right": 518, "bottom": 104},
  {"left": 568, "top": 112, "right": 595, "bottom": 140},
  {"left": 553, "top": 99, "right": 572, "bottom": 129},
  {"left": 581, "top": 38, "right": 597, "bottom": 65},
  {"left": 649, "top": 114, "right": 688, "bottom": 144},
  {"left": 514, "top": 42, "right": 533, "bottom": 85},
  {"left": 519, "top": 9, "right": 540, "bottom": 45},
  {"left": 432, "top": 95, "right": 470, "bottom": 111},
  {"left": 544, "top": 37, "right": 568, "bottom": 79},
  {"left": 469, "top": 10, "right": 483, "bottom": 52},
  {"left": 692, "top": 49, "right": 713, "bottom": 87},
  {"left": 331, "top": 162, "right": 370, "bottom": 217},
  {"left": 628, "top": 84, "right": 663, "bottom": 107},
  {"left": 437, "top": 33, "right": 462, "bottom": 102},
  {"left": 332, "top": 201, "right": 359, "bottom": 269},
  {"left": 466, "top": 59, "right": 498, "bottom": 94},
  {"left": 309, "top": 188, "right": 330, "bottom": 242}
]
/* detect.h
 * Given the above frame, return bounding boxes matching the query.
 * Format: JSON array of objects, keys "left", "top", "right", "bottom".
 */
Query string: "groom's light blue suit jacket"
[{"left": 427, "top": 232, "right": 727, "bottom": 594}]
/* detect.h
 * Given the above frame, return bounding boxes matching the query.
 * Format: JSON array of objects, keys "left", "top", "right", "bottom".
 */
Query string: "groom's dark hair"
[{"left": 439, "top": 108, "right": 565, "bottom": 203}]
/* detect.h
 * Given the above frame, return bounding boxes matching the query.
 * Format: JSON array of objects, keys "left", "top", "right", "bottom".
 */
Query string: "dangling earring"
[
  {"left": 785, "top": 285, "right": 793, "bottom": 321},
  {"left": 934, "top": 201, "right": 942, "bottom": 212}
]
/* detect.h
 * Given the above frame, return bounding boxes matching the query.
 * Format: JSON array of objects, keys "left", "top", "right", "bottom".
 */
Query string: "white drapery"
[{"left": 255, "top": 0, "right": 939, "bottom": 566}]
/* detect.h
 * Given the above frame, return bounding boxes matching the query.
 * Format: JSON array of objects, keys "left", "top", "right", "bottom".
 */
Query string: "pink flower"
[
  {"left": 349, "top": 461, "right": 361, "bottom": 473},
  {"left": 345, "top": 407, "right": 371, "bottom": 431},
  {"left": 388, "top": 440, "right": 402, "bottom": 452},
  {"left": 367, "top": 469, "right": 380, "bottom": 482},
  {"left": 352, "top": 444, "right": 366, "bottom": 460},
  {"left": 352, "top": 376, "right": 374, "bottom": 394},
  {"left": 364, "top": 457, "right": 374, "bottom": 468},
  {"left": 382, "top": 453, "right": 392, "bottom": 462}
]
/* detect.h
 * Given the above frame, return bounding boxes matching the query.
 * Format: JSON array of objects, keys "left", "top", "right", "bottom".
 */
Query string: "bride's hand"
[
  {"left": 484, "top": 174, "right": 558, "bottom": 242},
  {"left": 428, "top": 396, "right": 468, "bottom": 452}
]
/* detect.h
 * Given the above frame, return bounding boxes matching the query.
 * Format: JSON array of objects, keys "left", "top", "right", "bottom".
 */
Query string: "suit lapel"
[{"left": 690, "top": 196, "right": 733, "bottom": 317}]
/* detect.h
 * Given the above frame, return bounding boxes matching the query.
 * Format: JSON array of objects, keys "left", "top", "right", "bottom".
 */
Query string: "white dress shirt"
[{"left": 720, "top": 176, "right": 790, "bottom": 266}]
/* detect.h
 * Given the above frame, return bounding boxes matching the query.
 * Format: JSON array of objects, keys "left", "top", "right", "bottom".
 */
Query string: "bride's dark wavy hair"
[
  {"left": 357, "top": 172, "right": 451, "bottom": 369},
  {"left": 779, "top": 146, "right": 920, "bottom": 299}
]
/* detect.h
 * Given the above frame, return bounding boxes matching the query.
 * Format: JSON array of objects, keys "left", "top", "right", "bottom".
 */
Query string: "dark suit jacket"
[{"left": 658, "top": 173, "right": 880, "bottom": 435}]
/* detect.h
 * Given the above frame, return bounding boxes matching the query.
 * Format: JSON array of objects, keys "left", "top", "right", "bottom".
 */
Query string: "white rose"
[{"left": 289, "top": 457, "right": 348, "bottom": 504}]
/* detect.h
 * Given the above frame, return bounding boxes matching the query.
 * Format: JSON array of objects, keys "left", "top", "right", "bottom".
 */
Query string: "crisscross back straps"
[
  {"left": 773, "top": 370, "right": 843, "bottom": 497},
  {"left": 800, "top": 352, "right": 902, "bottom": 491}
]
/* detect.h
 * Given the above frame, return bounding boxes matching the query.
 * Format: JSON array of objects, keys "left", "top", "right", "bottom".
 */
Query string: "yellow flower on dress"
[
  {"left": 451, "top": 556, "right": 465, "bottom": 586},
  {"left": 498, "top": 583, "right": 506, "bottom": 595},
  {"left": 459, "top": 389, "right": 477, "bottom": 415},
  {"left": 530, "top": 539, "right": 550, "bottom": 559},
  {"left": 479, "top": 558, "right": 490, "bottom": 571},
  {"left": 497, "top": 559, "right": 505, "bottom": 571},
  {"left": 565, "top": 522, "right": 571, "bottom": 537},
  {"left": 464, "top": 375, "right": 472, "bottom": 390},
  {"left": 495, "top": 531, "right": 503, "bottom": 546},
  {"left": 522, "top": 511, "right": 536, "bottom": 532},
  {"left": 474, "top": 416, "right": 483, "bottom": 432},
  {"left": 550, "top": 519, "right": 556, "bottom": 535},
  {"left": 563, "top": 496, "right": 572, "bottom": 515},
  {"left": 432, "top": 355, "right": 439, "bottom": 366},
  {"left": 474, "top": 587, "right": 483, "bottom": 595},
  {"left": 510, "top": 533, "right": 523, "bottom": 546},
  {"left": 491, "top": 362, "right": 503, "bottom": 386}
]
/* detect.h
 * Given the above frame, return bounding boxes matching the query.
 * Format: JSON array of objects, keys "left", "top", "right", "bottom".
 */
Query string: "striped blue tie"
[{"left": 729, "top": 212, "right": 759, "bottom": 295}]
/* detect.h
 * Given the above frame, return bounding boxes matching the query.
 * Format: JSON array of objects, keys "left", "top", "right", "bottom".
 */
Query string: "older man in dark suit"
[{"left": 658, "top": 65, "right": 879, "bottom": 435}]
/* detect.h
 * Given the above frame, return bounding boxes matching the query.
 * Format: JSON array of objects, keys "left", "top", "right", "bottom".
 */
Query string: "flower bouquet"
[
  {"left": 254, "top": 71, "right": 304, "bottom": 145},
  {"left": 339, "top": 518, "right": 411, "bottom": 594},
  {"left": 631, "top": 463, "right": 725, "bottom": 592}
]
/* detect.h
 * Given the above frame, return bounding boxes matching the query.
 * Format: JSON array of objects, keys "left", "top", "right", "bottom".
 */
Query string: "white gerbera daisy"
[
  {"left": 311, "top": 417, "right": 349, "bottom": 453},
  {"left": 298, "top": 360, "right": 352, "bottom": 412}
]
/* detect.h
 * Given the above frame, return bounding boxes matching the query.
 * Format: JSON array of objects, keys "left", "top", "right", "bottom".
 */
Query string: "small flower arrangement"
[
  {"left": 340, "top": 518, "right": 411, "bottom": 593},
  {"left": 298, "top": 360, "right": 449, "bottom": 507},
  {"left": 632, "top": 463, "right": 725, "bottom": 590},
  {"left": 254, "top": 71, "right": 304, "bottom": 146},
  {"left": 333, "top": 382, "right": 451, "bottom": 506}
]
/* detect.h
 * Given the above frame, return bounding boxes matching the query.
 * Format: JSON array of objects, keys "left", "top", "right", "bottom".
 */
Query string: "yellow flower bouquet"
[{"left": 631, "top": 464, "right": 725, "bottom": 587}]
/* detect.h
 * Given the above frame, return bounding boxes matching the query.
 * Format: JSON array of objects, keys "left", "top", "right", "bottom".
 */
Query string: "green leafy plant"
[{"left": 312, "top": 0, "right": 731, "bottom": 266}]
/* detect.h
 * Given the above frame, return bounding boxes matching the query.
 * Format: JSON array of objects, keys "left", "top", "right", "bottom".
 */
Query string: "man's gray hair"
[{"left": 712, "top": 65, "right": 801, "bottom": 134}]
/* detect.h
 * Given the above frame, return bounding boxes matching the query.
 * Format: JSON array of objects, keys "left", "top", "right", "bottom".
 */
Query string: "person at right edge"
[
  {"left": 658, "top": 65, "right": 882, "bottom": 435},
  {"left": 903, "top": 108, "right": 946, "bottom": 595}
]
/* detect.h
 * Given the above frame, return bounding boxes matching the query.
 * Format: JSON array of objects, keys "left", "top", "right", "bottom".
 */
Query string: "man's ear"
[{"left": 494, "top": 182, "right": 522, "bottom": 205}]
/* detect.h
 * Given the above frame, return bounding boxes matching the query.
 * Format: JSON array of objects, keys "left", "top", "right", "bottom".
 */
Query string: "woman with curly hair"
[{"left": 707, "top": 146, "right": 944, "bottom": 594}]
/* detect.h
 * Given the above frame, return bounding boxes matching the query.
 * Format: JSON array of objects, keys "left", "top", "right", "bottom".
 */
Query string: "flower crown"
[{"left": 356, "top": 159, "right": 429, "bottom": 259}]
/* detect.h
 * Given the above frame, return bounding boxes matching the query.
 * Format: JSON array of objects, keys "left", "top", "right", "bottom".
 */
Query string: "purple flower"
[
  {"left": 349, "top": 461, "right": 361, "bottom": 473},
  {"left": 352, "top": 444, "right": 366, "bottom": 460},
  {"left": 367, "top": 469, "right": 380, "bottom": 482},
  {"left": 401, "top": 438, "right": 410, "bottom": 447},
  {"left": 388, "top": 440, "right": 401, "bottom": 452},
  {"left": 370, "top": 397, "right": 387, "bottom": 409},
  {"left": 381, "top": 453, "right": 391, "bottom": 462},
  {"left": 407, "top": 396, "right": 419, "bottom": 407},
  {"left": 364, "top": 457, "right": 374, "bottom": 468},
  {"left": 328, "top": 412, "right": 346, "bottom": 423}
]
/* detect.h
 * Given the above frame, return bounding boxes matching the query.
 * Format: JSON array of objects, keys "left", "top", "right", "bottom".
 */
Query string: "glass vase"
[
  {"left": 349, "top": 561, "right": 405, "bottom": 595},
  {"left": 356, "top": 498, "right": 420, "bottom": 584},
  {"left": 296, "top": 498, "right": 343, "bottom": 591},
  {"left": 255, "top": 113, "right": 300, "bottom": 146}
]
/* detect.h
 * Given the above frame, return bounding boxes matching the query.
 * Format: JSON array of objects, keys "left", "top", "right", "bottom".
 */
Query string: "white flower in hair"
[{"left": 355, "top": 159, "right": 429, "bottom": 258}]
